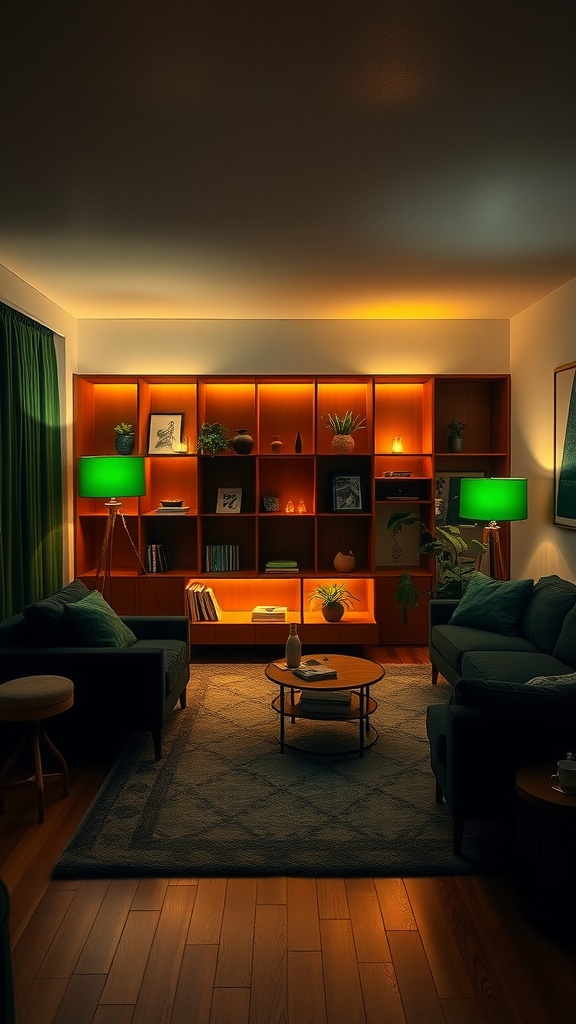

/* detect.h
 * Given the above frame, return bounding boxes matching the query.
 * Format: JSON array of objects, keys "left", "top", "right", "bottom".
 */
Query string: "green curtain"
[{"left": 0, "top": 301, "right": 63, "bottom": 619}]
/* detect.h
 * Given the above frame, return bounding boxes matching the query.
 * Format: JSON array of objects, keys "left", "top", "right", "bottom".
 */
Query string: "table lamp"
[
  {"left": 78, "top": 456, "right": 147, "bottom": 593},
  {"left": 459, "top": 477, "right": 528, "bottom": 580}
]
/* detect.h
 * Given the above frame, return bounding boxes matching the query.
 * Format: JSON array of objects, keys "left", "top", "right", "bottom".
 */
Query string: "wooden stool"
[{"left": 0, "top": 675, "right": 74, "bottom": 823}]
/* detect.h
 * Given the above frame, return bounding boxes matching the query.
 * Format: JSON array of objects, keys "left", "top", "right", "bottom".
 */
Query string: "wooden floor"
[{"left": 2, "top": 646, "right": 576, "bottom": 1024}]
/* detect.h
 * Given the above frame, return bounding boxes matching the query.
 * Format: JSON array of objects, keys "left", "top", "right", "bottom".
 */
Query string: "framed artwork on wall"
[
  {"left": 330, "top": 473, "right": 364, "bottom": 512},
  {"left": 555, "top": 360, "right": 576, "bottom": 528},
  {"left": 147, "top": 413, "right": 184, "bottom": 454}
]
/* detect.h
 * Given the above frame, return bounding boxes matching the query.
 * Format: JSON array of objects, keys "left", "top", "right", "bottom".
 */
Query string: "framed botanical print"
[
  {"left": 555, "top": 361, "right": 576, "bottom": 528},
  {"left": 147, "top": 413, "right": 184, "bottom": 454},
  {"left": 330, "top": 473, "right": 364, "bottom": 512}
]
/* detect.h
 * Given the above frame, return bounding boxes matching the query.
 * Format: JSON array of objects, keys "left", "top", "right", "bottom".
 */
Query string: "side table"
[{"left": 515, "top": 763, "right": 576, "bottom": 946}]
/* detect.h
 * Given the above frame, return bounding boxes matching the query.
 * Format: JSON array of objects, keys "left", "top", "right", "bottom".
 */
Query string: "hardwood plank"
[
  {"left": 93, "top": 1007, "right": 136, "bottom": 1024},
  {"left": 287, "top": 950, "right": 327, "bottom": 1024},
  {"left": 209, "top": 988, "right": 250, "bottom": 1024},
  {"left": 373, "top": 878, "right": 417, "bottom": 931},
  {"left": 75, "top": 879, "right": 140, "bottom": 974},
  {"left": 12, "top": 885, "right": 77, "bottom": 996},
  {"left": 131, "top": 884, "right": 197, "bottom": 1024},
  {"left": 52, "top": 974, "right": 107, "bottom": 1024},
  {"left": 320, "top": 919, "right": 366, "bottom": 1024},
  {"left": 214, "top": 878, "right": 257, "bottom": 988},
  {"left": 170, "top": 945, "right": 218, "bottom": 1024},
  {"left": 346, "top": 891, "right": 391, "bottom": 963},
  {"left": 441, "top": 997, "right": 489, "bottom": 1024},
  {"left": 287, "top": 877, "right": 320, "bottom": 950},
  {"left": 131, "top": 878, "right": 170, "bottom": 911},
  {"left": 257, "top": 876, "right": 287, "bottom": 904},
  {"left": 100, "top": 911, "right": 160, "bottom": 1004},
  {"left": 187, "top": 878, "right": 227, "bottom": 945},
  {"left": 38, "top": 879, "right": 111, "bottom": 978},
  {"left": 249, "top": 904, "right": 287, "bottom": 1024},
  {"left": 404, "top": 877, "right": 474, "bottom": 998},
  {"left": 316, "top": 878, "right": 349, "bottom": 920},
  {"left": 17, "top": 976, "right": 69, "bottom": 1024},
  {"left": 358, "top": 962, "right": 406, "bottom": 1024},
  {"left": 387, "top": 931, "right": 445, "bottom": 1024}
]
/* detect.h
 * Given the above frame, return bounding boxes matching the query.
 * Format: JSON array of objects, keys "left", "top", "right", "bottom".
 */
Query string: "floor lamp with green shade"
[
  {"left": 459, "top": 477, "right": 528, "bottom": 580},
  {"left": 78, "top": 456, "right": 147, "bottom": 599}
]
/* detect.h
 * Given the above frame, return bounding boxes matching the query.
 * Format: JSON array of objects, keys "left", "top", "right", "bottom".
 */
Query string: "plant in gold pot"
[
  {"left": 309, "top": 581, "right": 360, "bottom": 622},
  {"left": 323, "top": 411, "right": 366, "bottom": 453}
]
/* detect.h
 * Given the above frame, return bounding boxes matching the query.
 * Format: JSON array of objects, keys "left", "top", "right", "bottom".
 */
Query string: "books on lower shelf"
[
  {"left": 146, "top": 543, "right": 169, "bottom": 573},
  {"left": 186, "top": 581, "right": 223, "bottom": 621},
  {"left": 265, "top": 560, "right": 298, "bottom": 573},
  {"left": 205, "top": 545, "right": 240, "bottom": 571},
  {"left": 155, "top": 506, "right": 190, "bottom": 514},
  {"left": 297, "top": 687, "right": 350, "bottom": 713},
  {"left": 250, "top": 605, "right": 288, "bottom": 622}
]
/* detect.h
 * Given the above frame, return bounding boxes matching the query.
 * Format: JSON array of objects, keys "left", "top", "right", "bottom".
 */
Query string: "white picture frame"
[
  {"left": 216, "top": 487, "right": 242, "bottom": 513},
  {"left": 147, "top": 413, "right": 184, "bottom": 454}
]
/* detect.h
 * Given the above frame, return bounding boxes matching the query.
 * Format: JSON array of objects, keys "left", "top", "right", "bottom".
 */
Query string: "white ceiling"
[{"left": 2, "top": 1, "right": 576, "bottom": 320}]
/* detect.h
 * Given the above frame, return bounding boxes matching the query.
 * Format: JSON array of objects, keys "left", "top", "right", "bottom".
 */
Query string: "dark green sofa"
[
  {"left": 0, "top": 580, "right": 190, "bottom": 759},
  {"left": 426, "top": 574, "right": 576, "bottom": 855}
]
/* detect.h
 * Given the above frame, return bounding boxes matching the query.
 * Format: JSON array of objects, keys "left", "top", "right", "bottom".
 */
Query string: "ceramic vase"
[
  {"left": 231, "top": 428, "right": 254, "bottom": 454},
  {"left": 114, "top": 434, "right": 134, "bottom": 455}
]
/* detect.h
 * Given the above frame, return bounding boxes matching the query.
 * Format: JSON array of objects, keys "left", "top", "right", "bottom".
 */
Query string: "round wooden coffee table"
[
  {"left": 515, "top": 763, "right": 576, "bottom": 945},
  {"left": 265, "top": 654, "right": 384, "bottom": 757}
]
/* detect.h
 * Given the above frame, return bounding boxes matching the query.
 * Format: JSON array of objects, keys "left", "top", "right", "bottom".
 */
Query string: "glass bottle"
[
  {"left": 295, "top": 430, "right": 302, "bottom": 453},
  {"left": 285, "top": 622, "right": 302, "bottom": 668}
]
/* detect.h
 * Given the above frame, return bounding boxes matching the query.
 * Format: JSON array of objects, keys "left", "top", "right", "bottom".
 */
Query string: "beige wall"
[
  {"left": 511, "top": 278, "right": 576, "bottom": 583},
  {"left": 75, "top": 318, "right": 510, "bottom": 376}
]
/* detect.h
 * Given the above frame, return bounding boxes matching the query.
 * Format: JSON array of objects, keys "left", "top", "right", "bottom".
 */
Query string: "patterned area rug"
[{"left": 54, "top": 663, "right": 511, "bottom": 878}]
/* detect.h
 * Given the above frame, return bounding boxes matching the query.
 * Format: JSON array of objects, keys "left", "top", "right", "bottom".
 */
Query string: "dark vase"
[
  {"left": 114, "top": 434, "right": 134, "bottom": 455},
  {"left": 231, "top": 428, "right": 254, "bottom": 454},
  {"left": 295, "top": 430, "right": 302, "bottom": 453},
  {"left": 448, "top": 434, "right": 463, "bottom": 453},
  {"left": 322, "top": 602, "right": 344, "bottom": 622}
]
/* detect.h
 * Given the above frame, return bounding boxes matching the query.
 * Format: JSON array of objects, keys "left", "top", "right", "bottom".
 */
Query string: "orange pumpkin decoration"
[{"left": 333, "top": 550, "right": 355, "bottom": 573}]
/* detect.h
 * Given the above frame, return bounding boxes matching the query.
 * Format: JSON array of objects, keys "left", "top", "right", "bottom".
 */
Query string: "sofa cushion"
[
  {"left": 63, "top": 591, "right": 138, "bottom": 648},
  {"left": 518, "top": 574, "right": 576, "bottom": 653},
  {"left": 526, "top": 670, "right": 576, "bottom": 687},
  {"left": 449, "top": 572, "right": 534, "bottom": 635},
  {"left": 133, "top": 639, "right": 189, "bottom": 694},
  {"left": 22, "top": 579, "right": 91, "bottom": 645},
  {"left": 431, "top": 624, "right": 537, "bottom": 673},
  {"left": 553, "top": 603, "right": 576, "bottom": 669},
  {"left": 451, "top": 675, "right": 576, "bottom": 708},
  {"left": 461, "top": 650, "right": 572, "bottom": 684}
]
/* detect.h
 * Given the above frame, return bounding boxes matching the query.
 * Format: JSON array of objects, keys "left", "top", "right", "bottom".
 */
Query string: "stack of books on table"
[
  {"left": 265, "top": 560, "right": 298, "bottom": 573},
  {"left": 297, "top": 687, "right": 351, "bottom": 715},
  {"left": 186, "top": 581, "right": 223, "bottom": 621},
  {"left": 250, "top": 605, "right": 288, "bottom": 622}
]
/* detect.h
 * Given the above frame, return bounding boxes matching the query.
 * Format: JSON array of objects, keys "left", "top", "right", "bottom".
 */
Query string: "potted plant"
[
  {"left": 113, "top": 422, "right": 135, "bottom": 455},
  {"left": 309, "top": 581, "right": 360, "bottom": 622},
  {"left": 196, "top": 422, "right": 232, "bottom": 456},
  {"left": 387, "top": 511, "right": 486, "bottom": 621},
  {"left": 323, "top": 411, "right": 366, "bottom": 453},
  {"left": 447, "top": 419, "right": 466, "bottom": 453}
]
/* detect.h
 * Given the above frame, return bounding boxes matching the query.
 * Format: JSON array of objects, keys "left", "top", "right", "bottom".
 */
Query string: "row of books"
[
  {"left": 265, "top": 560, "right": 298, "bottom": 573},
  {"left": 146, "top": 543, "right": 169, "bottom": 573},
  {"left": 205, "top": 545, "right": 240, "bottom": 571},
  {"left": 186, "top": 581, "right": 223, "bottom": 621}
]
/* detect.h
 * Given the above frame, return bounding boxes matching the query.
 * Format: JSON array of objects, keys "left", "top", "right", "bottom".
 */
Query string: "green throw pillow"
[
  {"left": 63, "top": 590, "right": 137, "bottom": 648},
  {"left": 23, "top": 579, "right": 91, "bottom": 645},
  {"left": 449, "top": 572, "right": 534, "bottom": 635}
]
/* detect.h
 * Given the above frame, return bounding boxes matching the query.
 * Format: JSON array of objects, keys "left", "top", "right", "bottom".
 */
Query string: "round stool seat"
[{"left": 0, "top": 676, "right": 74, "bottom": 722}]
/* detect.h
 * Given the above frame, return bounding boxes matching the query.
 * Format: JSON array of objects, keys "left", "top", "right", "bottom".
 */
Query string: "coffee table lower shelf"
[{"left": 271, "top": 690, "right": 378, "bottom": 756}]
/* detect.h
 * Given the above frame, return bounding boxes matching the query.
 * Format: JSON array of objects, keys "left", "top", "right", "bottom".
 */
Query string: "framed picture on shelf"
[
  {"left": 555, "top": 360, "right": 576, "bottom": 528},
  {"left": 147, "top": 413, "right": 184, "bottom": 454},
  {"left": 435, "top": 471, "right": 484, "bottom": 525},
  {"left": 216, "top": 487, "right": 242, "bottom": 513},
  {"left": 330, "top": 473, "right": 364, "bottom": 512}
]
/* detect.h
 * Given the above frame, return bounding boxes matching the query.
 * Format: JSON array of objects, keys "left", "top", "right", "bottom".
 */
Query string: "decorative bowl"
[{"left": 160, "top": 499, "right": 184, "bottom": 508}]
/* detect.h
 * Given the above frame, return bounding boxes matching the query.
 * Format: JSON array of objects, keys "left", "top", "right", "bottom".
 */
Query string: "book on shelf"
[
  {"left": 265, "top": 560, "right": 298, "bottom": 573},
  {"left": 205, "top": 544, "right": 240, "bottom": 572},
  {"left": 186, "top": 581, "right": 222, "bottom": 621},
  {"left": 155, "top": 506, "right": 190, "bottom": 514},
  {"left": 250, "top": 605, "right": 288, "bottom": 622},
  {"left": 297, "top": 690, "right": 351, "bottom": 712},
  {"left": 292, "top": 664, "right": 338, "bottom": 681},
  {"left": 146, "top": 543, "right": 169, "bottom": 573}
]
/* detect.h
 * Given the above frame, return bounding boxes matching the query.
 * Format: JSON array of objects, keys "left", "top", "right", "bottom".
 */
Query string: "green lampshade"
[
  {"left": 459, "top": 477, "right": 528, "bottom": 522},
  {"left": 78, "top": 456, "right": 146, "bottom": 498}
]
